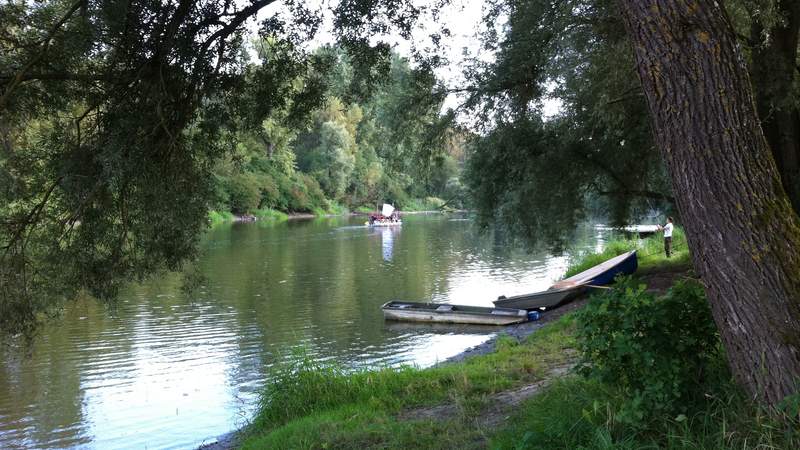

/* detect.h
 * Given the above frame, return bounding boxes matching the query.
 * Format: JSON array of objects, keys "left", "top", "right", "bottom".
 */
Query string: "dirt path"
[{"left": 399, "top": 363, "right": 575, "bottom": 430}]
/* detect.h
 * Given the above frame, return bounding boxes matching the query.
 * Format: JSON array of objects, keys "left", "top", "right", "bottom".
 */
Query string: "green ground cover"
[
  {"left": 240, "top": 318, "right": 576, "bottom": 449},
  {"left": 565, "top": 227, "right": 690, "bottom": 278}
]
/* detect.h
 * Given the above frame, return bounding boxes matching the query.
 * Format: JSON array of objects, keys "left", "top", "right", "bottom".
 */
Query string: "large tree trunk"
[
  {"left": 750, "top": 0, "right": 800, "bottom": 214},
  {"left": 618, "top": 0, "right": 800, "bottom": 407}
]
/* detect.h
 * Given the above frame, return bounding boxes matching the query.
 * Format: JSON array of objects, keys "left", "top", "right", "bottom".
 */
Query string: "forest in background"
[{"left": 209, "top": 45, "right": 469, "bottom": 221}]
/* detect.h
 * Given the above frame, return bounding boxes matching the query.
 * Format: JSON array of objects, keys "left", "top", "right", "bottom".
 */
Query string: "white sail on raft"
[{"left": 381, "top": 203, "right": 395, "bottom": 217}]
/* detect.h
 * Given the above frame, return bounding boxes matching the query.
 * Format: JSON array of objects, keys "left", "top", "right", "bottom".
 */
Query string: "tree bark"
[
  {"left": 750, "top": 0, "right": 800, "bottom": 214},
  {"left": 617, "top": 0, "right": 800, "bottom": 408}
]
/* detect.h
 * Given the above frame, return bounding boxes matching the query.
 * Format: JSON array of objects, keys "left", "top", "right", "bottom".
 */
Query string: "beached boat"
[
  {"left": 493, "top": 284, "right": 587, "bottom": 310},
  {"left": 494, "top": 250, "right": 638, "bottom": 310},
  {"left": 382, "top": 301, "right": 529, "bottom": 325}
]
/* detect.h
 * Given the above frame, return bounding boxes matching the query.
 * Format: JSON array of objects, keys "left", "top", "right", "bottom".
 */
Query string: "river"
[{"left": 0, "top": 214, "right": 606, "bottom": 449}]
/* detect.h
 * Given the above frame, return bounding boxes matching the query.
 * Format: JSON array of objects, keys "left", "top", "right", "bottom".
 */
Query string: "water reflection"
[
  {"left": 380, "top": 227, "right": 398, "bottom": 262},
  {"left": 0, "top": 215, "right": 606, "bottom": 449}
]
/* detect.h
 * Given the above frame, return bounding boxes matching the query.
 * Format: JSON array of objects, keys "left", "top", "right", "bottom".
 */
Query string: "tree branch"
[
  {"left": 0, "top": 72, "right": 111, "bottom": 83},
  {"left": 199, "top": 0, "right": 278, "bottom": 56},
  {"left": 0, "top": 0, "right": 86, "bottom": 110}
]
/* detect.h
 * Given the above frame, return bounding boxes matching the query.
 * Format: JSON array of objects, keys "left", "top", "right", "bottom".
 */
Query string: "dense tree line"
[{"left": 213, "top": 47, "right": 467, "bottom": 217}]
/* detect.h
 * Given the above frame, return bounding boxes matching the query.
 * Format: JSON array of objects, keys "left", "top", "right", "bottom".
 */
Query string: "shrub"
[
  {"left": 225, "top": 173, "right": 261, "bottom": 214},
  {"left": 288, "top": 184, "right": 310, "bottom": 211},
  {"left": 424, "top": 196, "right": 445, "bottom": 209},
  {"left": 300, "top": 173, "right": 327, "bottom": 209},
  {"left": 575, "top": 276, "right": 719, "bottom": 425},
  {"left": 326, "top": 201, "right": 349, "bottom": 215},
  {"left": 208, "top": 210, "right": 235, "bottom": 225},
  {"left": 257, "top": 175, "right": 281, "bottom": 209},
  {"left": 253, "top": 208, "right": 288, "bottom": 221}
]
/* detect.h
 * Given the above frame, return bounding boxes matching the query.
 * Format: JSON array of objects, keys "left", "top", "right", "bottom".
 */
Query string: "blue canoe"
[
  {"left": 582, "top": 250, "right": 638, "bottom": 286},
  {"left": 494, "top": 250, "right": 638, "bottom": 310}
]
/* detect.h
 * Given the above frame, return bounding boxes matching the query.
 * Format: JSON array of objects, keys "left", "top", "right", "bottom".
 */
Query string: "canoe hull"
[
  {"left": 493, "top": 285, "right": 585, "bottom": 310},
  {"left": 382, "top": 301, "right": 528, "bottom": 326},
  {"left": 493, "top": 250, "right": 638, "bottom": 310},
  {"left": 586, "top": 250, "right": 638, "bottom": 286}
]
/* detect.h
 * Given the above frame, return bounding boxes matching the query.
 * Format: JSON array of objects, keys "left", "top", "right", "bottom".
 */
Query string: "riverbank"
[
  {"left": 201, "top": 232, "right": 796, "bottom": 449},
  {"left": 208, "top": 206, "right": 466, "bottom": 225}
]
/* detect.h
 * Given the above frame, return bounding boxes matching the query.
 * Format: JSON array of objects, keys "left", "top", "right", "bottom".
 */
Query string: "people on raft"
[{"left": 368, "top": 210, "right": 401, "bottom": 225}]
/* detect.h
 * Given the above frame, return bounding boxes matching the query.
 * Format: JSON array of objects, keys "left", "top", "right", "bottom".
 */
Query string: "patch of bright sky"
[{"left": 250, "top": 1, "right": 561, "bottom": 124}]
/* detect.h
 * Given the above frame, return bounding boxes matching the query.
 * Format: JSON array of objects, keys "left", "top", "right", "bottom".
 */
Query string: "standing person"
[{"left": 658, "top": 217, "right": 674, "bottom": 257}]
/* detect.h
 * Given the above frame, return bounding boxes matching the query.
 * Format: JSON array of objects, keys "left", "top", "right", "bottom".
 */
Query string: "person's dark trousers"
[{"left": 664, "top": 237, "right": 672, "bottom": 257}]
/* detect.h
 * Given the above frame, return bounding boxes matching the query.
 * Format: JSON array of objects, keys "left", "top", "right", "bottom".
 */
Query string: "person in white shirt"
[{"left": 658, "top": 217, "right": 674, "bottom": 257}]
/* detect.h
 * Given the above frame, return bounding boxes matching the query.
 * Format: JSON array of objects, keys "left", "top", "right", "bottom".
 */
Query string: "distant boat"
[
  {"left": 494, "top": 250, "right": 638, "bottom": 310},
  {"left": 366, "top": 203, "right": 402, "bottom": 227},
  {"left": 368, "top": 220, "right": 402, "bottom": 227},
  {"left": 382, "top": 301, "right": 529, "bottom": 325}
]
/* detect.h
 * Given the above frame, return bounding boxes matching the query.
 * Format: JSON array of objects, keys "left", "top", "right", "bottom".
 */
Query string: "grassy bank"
[
  {"left": 566, "top": 226, "right": 690, "bottom": 277},
  {"left": 240, "top": 317, "right": 576, "bottom": 449},
  {"left": 236, "top": 230, "right": 797, "bottom": 449},
  {"left": 208, "top": 210, "right": 236, "bottom": 225},
  {"left": 489, "top": 373, "right": 795, "bottom": 450},
  {"left": 208, "top": 208, "right": 289, "bottom": 225},
  {"left": 208, "top": 196, "right": 450, "bottom": 227}
]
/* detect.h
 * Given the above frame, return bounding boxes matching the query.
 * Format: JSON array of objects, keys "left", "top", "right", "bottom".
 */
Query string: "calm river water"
[{"left": 0, "top": 214, "right": 606, "bottom": 449}]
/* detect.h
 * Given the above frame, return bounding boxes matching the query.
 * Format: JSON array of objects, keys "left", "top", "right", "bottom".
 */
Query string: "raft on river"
[
  {"left": 366, "top": 203, "right": 402, "bottom": 227},
  {"left": 494, "top": 250, "right": 638, "bottom": 310},
  {"left": 381, "top": 301, "right": 529, "bottom": 325}
]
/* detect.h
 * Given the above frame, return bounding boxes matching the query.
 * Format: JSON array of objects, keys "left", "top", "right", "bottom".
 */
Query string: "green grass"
[
  {"left": 208, "top": 210, "right": 235, "bottom": 225},
  {"left": 565, "top": 227, "right": 690, "bottom": 278},
  {"left": 240, "top": 316, "right": 577, "bottom": 449},
  {"left": 325, "top": 201, "right": 350, "bottom": 216},
  {"left": 240, "top": 305, "right": 796, "bottom": 450},
  {"left": 253, "top": 208, "right": 288, "bottom": 222},
  {"left": 355, "top": 205, "right": 376, "bottom": 214},
  {"left": 490, "top": 370, "right": 798, "bottom": 450},
  {"left": 403, "top": 197, "right": 446, "bottom": 212}
]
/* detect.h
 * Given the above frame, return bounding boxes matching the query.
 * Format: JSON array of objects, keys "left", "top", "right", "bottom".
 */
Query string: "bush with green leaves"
[
  {"left": 575, "top": 276, "right": 719, "bottom": 425},
  {"left": 225, "top": 174, "right": 261, "bottom": 214}
]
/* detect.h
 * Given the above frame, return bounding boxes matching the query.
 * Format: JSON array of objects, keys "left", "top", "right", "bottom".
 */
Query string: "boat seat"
[{"left": 435, "top": 305, "right": 455, "bottom": 312}]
